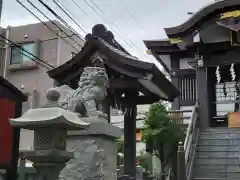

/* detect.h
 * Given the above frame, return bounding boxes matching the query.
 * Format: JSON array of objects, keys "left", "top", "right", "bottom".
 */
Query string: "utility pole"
[
  {"left": 0, "top": 0, "right": 3, "bottom": 77},
  {"left": 0, "top": 0, "right": 2, "bottom": 20}
]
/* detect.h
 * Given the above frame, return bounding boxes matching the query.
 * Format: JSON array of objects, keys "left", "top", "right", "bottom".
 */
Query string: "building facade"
[
  {"left": 111, "top": 105, "right": 149, "bottom": 156},
  {"left": 144, "top": 0, "right": 240, "bottom": 128},
  {"left": 0, "top": 21, "right": 85, "bottom": 150}
]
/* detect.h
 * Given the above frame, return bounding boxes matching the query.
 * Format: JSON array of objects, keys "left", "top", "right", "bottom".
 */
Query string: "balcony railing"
[
  {"left": 177, "top": 102, "right": 200, "bottom": 180},
  {"left": 168, "top": 109, "right": 192, "bottom": 125},
  {"left": 179, "top": 76, "right": 197, "bottom": 105}
]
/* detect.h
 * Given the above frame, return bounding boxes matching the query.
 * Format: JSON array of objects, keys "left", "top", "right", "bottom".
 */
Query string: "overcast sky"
[{"left": 1, "top": 0, "right": 214, "bottom": 66}]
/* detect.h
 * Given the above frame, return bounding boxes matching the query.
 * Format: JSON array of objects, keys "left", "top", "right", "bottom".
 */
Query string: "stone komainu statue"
[{"left": 60, "top": 67, "right": 109, "bottom": 118}]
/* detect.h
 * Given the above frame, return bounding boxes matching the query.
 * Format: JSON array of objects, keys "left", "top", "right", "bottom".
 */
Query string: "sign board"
[{"left": 228, "top": 112, "right": 240, "bottom": 128}]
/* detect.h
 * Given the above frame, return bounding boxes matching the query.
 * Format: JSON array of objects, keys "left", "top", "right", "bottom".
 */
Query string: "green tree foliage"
[
  {"left": 116, "top": 137, "right": 124, "bottom": 153},
  {"left": 142, "top": 101, "right": 185, "bottom": 180},
  {"left": 137, "top": 151, "right": 152, "bottom": 171}
]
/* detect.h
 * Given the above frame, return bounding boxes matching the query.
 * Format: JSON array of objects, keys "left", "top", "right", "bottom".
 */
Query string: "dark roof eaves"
[
  {"left": 164, "top": 0, "right": 240, "bottom": 37},
  {"left": 0, "top": 76, "right": 27, "bottom": 101}
]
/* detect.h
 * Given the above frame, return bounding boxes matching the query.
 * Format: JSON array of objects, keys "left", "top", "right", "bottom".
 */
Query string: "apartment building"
[{"left": 0, "top": 21, "right": 85, "bottom": 150}]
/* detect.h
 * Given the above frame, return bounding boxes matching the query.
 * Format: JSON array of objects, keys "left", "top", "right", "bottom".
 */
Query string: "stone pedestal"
[
  {"left": 0, "top": 169, "right": 6, "bottom": 180},
  {"left": 9, "top": 106, "right": 90, "bottom": 180},
  {"left": 22, "top": 149, "right": 73, "bottom": 180},
  {"left": 59, "top": 120, "right": 122, "bottom": 180},
  {"left": 117, "top": 165, "right": 144, "bottom": 180},
  {"left": 136, "top": 165, "right": 143, "bottom": 180}
]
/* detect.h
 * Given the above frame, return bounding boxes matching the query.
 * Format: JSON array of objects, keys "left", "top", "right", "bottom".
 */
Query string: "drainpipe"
[
  {"left": 53, "top": 30, "right": 61, "bottom": 88},
  {"left": 0, "top": 0, "right": 2, "bottom": 21},
  {"left": 56, "top": 30, "right": 61, "bottom": 66},
  {"left": 3, "top": 27, "right": 10, "bottom": 78}
]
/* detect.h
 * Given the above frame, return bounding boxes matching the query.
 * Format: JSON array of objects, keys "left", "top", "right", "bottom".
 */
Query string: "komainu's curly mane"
[{"left": 60, "top": 67, "right": 109, "bottom": 118}]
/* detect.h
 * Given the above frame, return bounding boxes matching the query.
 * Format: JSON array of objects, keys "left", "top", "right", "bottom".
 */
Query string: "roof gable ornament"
[
  {"left": 85, "top": 24, "right": 130, "bottom": 54},
  {"left": 90, "top": 52, "right": 105, "bottom": 68}
]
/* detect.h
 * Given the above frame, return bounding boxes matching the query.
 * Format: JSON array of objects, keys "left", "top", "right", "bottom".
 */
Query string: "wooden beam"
[
  {"left": 108, "top": 78, "right": 141, "bottom": 89},
  {"left": 120, "top": 95, "right": 159, "bottom": 105},
  {"left": 124, "top": 93, "right": 137, "bottom": 178},
  {"left": 172, "top": 69, "right": 196, "bottom": 77}
]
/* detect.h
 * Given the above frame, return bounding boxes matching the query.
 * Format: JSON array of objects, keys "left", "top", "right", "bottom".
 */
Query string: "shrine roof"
[
  {"left": 144, "top": 39, "right": 182, "bottom": 54},
  {"left": 47, "top": 24, "right": 179, "bottom": 102},
  {"left": 0, "top": 76, "right": 27, "bottom": 101},
  {"left": 165, "top": 0, "right": 240, "bottom": 38}
]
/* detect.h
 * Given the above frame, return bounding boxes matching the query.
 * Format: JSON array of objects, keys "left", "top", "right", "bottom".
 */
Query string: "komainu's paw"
[{"left": 89, "top": 111, "right": 107, "bottom": 119}]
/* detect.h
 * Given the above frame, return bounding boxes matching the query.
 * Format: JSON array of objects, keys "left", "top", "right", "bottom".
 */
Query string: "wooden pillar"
[
  {"left": 103, "top": 96, "right": 111, "bottom": 123},
  {"left": 208, "top": 67, "right": 216, "bottom": 126},
  {"left": 196, "top": 67, "right": 210, "bottom": 128},
  {"left": 18, "top": 156, "right": 27, "bottom": 180},
  {"left": 171, "top": 55, "right": 180, "bottom": 110},
  {"left": 6, "top": 102, "right": 22, "bottom": 180},
  {"left": 177, "top": 142, "right": 186, "bottom": 180},
  {"left": 123, "top": 95, "right": 137, "bottom": 178}
]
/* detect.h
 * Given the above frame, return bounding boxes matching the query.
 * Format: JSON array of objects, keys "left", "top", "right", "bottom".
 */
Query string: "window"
[
  {"left": 10, "top": 43, "right": 37, "bottom": 65},
  {"left": 179, "top": 76, "right": 197, "bottom": 101}
]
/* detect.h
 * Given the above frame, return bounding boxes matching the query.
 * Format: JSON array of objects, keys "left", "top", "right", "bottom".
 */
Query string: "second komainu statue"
[{"left": 59, "top": 67, "right": 109, "bottom": 119}]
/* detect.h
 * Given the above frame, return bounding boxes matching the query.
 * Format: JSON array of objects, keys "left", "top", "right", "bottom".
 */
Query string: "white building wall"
[
  {"left": 179, "top": 58, "right": 194, "bottom": 69},
  {"left": 157, "top": 55, "right": 171, "bottom": 71},
  {"left": 180, "top": 105, "right": 194, "bottom": 124},
  {"left": 111, "top": 105, "right": 149, "bottom": 155}
]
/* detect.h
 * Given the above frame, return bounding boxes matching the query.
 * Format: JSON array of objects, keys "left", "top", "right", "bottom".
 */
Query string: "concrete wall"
[
  {"left": 180, "top": 105, "right": 194, "bottom": 124},
  {"left": 57, "top": 32, "right": 82, "bottom": 66},
  {"left": 3, "top": 21, "right": 85, "bottom": 151},
  {"left": 136, "top": 142, "right": 146, "bottom": 156},
  {"left": 111, "top": 105, "right": 149, "bottom": 155}
]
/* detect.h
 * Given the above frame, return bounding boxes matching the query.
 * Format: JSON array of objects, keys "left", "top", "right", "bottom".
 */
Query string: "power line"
[
  {"left": 86, "top": 0, "right": 151, "bottom": 61},
  {"left": 0, "top": 32, "right": 78, "bottom": 70},
  {"left": 68, "top": 0, "right": 149, "bottom": 59},
  {"left": 69, "top": 0, "right": 88, "bottom": 16},
  {"left": 89, "top": 0, "right": 143, "bottom": 51},
  {"left": 122, "top": 4, "right": 143, "bottom": 31},
  {"left": 38, "top": 0, "right": 84, "bottom": 45},
  {"left": 54, "top": 0, "right": 132, "bottom": 55},
  {"left": 0, "top": 34, "right": 54, "bottom": 69},
  {"left": 16, "top": 0, "right": 79, "bottom": 51},
  {"left": 120, "top": 3, "right": 155, "bottom": 61},
  {"left": 52, "top": 0, "right": 87, "bottom": 34},
  {"left": 77, "top": 0, "right": 134, "bottom": 49},
  {"left": 39, "top": 33, "right": 79, "bottom": 42},
  {"left": 17, "top": 0, "right": 81, "bottom": 51},
  {"left": 0, "top": 40, "right": 52, "bottom": 69}
]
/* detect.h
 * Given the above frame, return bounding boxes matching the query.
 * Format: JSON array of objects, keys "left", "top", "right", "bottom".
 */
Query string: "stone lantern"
[
  {"left": 9, "top": 88, "right": 90, "bottom": 180},
  {"left": 10, "top": 67, "right": 122, "bottom": 180}
]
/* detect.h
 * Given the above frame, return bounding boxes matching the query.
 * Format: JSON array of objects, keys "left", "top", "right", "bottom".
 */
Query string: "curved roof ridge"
[{"left": 164, "top": 0, "right": 240, "bottom": 37}]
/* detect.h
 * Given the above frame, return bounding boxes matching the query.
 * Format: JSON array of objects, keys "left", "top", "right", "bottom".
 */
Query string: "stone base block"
[{"left": 59, "top": 121, "right": 122, "bottom": 180}]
